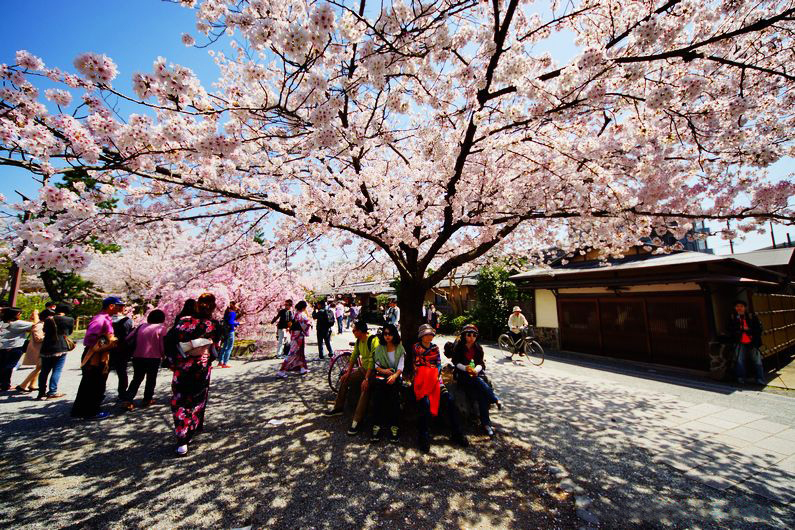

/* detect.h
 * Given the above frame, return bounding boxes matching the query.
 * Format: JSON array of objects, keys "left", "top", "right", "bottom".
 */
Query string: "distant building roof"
[
  {"left": 315, "top": 274, "right": 478, "bottom": 297},
  {"left": 731, "top": 247, "right": 795, "bottom": 270},
  {"left": 510, "top": 250, "right": 787, "bottom": 289}
]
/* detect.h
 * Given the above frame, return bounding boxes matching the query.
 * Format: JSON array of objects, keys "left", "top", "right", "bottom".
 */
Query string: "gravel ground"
[
  {"left": 3, "top": 328, "right": 794, "bottom": 529},
  {"left": 0, "top": 337, "right": 579, "bottom": 529}
]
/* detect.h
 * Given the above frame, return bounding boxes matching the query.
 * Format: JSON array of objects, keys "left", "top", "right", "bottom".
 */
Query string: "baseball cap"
[{"left": 102, "top": 296, "right": 125, "bottom": 308}]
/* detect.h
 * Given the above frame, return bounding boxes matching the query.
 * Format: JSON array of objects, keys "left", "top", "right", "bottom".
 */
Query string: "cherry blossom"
[{"left": 1, "top": 0, "right": 794, "bottom": 338}]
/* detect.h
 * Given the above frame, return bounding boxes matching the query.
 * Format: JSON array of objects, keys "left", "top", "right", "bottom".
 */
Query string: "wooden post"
[{"left": 7, "top": 203, "right": 32, "bottom": 307}]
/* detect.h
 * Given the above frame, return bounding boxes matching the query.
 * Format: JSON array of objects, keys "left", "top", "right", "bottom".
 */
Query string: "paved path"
[{"left": 465, "top": 335, "right": 795, "bottom": 527}]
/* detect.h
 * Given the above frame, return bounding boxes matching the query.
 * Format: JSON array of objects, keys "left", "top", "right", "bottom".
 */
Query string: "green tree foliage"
[
  {"left": 15, "top": 293, "right": 48, "bottom": 319},
  {"left": 39, "top": 270, "right": 99, "bottom": 308},
  {"left": 471, "top": 266, "right": 522, "bottom": 339}
]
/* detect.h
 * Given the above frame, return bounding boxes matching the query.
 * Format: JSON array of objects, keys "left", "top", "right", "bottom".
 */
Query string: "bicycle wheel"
[
  {"left": 327, "top": 351, "right": 352, "bottom": 393},
  {"left": 497, "top": 334, "right": 514, "bottom": 357},
  {"left": 524, "top": 340, "right": 544, "bottom": 366}
]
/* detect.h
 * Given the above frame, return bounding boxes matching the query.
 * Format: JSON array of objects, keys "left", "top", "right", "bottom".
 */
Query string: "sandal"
[{"left": 15, "top": 385, "right": 32, "bottom": 393}]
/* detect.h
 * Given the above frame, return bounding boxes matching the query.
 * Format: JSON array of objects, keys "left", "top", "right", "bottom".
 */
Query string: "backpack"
[
  {"left": 111, "top": 317, "right": 134, "bottom": 360},
  {"left": 367, "top": 334, "right": 378, "bottom": 352}
]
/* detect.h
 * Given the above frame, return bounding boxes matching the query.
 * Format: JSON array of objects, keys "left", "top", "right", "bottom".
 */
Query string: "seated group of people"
[{"left": 324, "top": 321, "right": 501, "bottom": 453}]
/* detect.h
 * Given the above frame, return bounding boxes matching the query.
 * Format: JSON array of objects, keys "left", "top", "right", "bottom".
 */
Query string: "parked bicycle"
[
  {"left": 497, "top": 327, "right": 544, "bottom": 365},
  {"left": 327, "top": 327, "right": 383, "bottom": 392},
  {"left": 327, "top": 349, "right": 356, "bottom": 392}
]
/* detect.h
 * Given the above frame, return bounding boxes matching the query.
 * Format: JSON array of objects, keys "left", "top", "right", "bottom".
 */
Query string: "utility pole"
[{"left": 7, "top": 192, "right": 32, "bottom": 307}]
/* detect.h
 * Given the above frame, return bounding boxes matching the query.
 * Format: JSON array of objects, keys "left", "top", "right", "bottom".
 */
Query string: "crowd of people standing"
[{"left": 0, "top": 294, "right": 241, "bottom": 456}]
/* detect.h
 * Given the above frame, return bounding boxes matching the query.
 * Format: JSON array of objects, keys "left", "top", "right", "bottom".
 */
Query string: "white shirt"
[{"left": 508, "top": 313, "right": 528, "bottom": 333}]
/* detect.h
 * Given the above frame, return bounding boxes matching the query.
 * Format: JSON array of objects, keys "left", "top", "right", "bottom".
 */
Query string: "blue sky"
[{"left": 1, "top": 1, "right": 792, "bottom": 255}]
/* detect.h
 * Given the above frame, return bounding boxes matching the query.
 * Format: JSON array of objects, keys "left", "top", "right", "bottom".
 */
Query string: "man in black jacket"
[
  {"left": 110, "top": 303, "right": 134, "bottom": 400},
  {"left": 312, "top": 301, "right": 334, "bottom": 360},
  {"left": 271, "top": 299, "right": 293, "bottom": 357},
  {"left": 728, "top": 300, "right": 765, "bottom": 385}
]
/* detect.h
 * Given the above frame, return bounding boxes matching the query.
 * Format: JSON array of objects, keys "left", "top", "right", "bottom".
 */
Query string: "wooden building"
[{"left": 511, "top": 248, "right": 795, "bottom": 375}]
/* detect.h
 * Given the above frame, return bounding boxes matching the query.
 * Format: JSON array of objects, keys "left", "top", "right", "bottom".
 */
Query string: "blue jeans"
[
  {"left": 38, "top": 354, "right": 67, "bottom": 397},
  {"left": 219, "top": 331, "right": 235, "bottom": 364},
  {"left": 735, "top": 344, "right": 765, "bottom": 383},
  {"left": 336, "top": 316, "right": 344, "bottom": 334},
  {"left": 459, "top": 374, "right": 499, "bottom": 427}
]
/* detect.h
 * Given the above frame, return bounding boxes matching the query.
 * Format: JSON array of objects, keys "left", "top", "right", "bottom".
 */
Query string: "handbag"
[{"left": 65, "top": 336, "right": 76, "bottom": 351}]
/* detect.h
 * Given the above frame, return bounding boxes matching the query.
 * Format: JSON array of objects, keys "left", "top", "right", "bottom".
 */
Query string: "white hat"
[{"left": 512, "top": 306, "right": 522, "bottom": 312}]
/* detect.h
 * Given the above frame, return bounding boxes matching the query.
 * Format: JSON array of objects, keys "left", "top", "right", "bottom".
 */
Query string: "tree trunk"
[
  {"left": 39, "top": 270, "right": 62, "bottom": 302},
  {"left": 397, "top": 278, "right": 427, "bottom": 378}
]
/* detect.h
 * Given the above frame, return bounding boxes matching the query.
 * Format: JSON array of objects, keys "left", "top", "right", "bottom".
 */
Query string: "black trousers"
[
  {"left": 317, "top": 329, "right": 333, "bottom": 358},
  {"left": 417, "top": 386, "right": 462, "bottom": 441},
  {"left": 71, "top": 365, "right": 108, "bottom": 419},
  {"left": 126, "top": 358, "right": 161, "bottom": 402},
  {"left": 371, "top": 377, "right": 402, "bottom": 429},
  {"left": 110, "top": 352, "right": 129, "bottom": 398},
  {"left": 0, "top": 347, "right": 25, "bottom": 390}
]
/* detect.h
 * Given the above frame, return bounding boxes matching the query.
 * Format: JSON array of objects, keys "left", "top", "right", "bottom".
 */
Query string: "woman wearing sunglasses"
[
  {"left": 369, "top": 323, "right": 405, "bottom": 443},
  {"left": 452, "top": 324, "right": 502, "bottom": 436}
]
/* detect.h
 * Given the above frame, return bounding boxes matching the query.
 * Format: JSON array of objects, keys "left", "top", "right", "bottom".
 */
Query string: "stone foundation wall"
[{"left": 534, "top": 327, "right": 560, "bottom": 350}]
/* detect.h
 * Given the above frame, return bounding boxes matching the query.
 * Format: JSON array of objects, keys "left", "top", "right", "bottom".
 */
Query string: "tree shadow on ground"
[
  {"left": 485, "top": 348, "right": 795, "bottom": 528},
  {"left": 0, "top": 360, "right": 579, "bottom": 529}
]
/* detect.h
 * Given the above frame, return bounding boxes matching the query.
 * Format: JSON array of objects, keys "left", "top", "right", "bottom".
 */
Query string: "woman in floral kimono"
[
  {"left": 276, "top": 300, "right": 311, "bottom": 378},
  {"left": 169, "top": 293, "right": 220, "bottom": 456}
]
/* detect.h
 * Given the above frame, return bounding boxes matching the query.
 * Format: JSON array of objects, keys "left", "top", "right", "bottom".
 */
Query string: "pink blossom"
[{"left": 73, "top": 52, "right": 118, "bottom": 84}]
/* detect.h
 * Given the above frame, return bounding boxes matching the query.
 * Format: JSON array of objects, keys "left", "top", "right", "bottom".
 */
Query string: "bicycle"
[
  {"left": 497, "top": 327, "right": 544, "bottom": 365},
  {"left": 328, "top": 327, "right": 383, "bottom": 393}
]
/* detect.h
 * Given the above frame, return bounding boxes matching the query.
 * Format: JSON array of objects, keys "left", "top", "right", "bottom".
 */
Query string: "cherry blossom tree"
[
  {"left": 2, "top": 0, "right": 794, "bottom": 339},
  {"left": 82, "top": 225, "right": 300, "bottom": 336}
]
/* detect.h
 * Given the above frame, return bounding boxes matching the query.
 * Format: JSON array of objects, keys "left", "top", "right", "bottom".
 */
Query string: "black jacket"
[
  {"left": 40, "top": 315, "right": 75, "bottom": 355},
  {"left": 450, "top": 339, "right": 485, "bottom": 372},
  {"left": 426, "top": 310, "right": 440, "bottom": 329},
  {"left": 728, "top": 312, "right": 763, "bottom": 348},
  {"left": 312, "top": 308, "right": 335, "bottom": 333},
  {"left": 271, "top": 308, "right": 293, "bottom": 329}
]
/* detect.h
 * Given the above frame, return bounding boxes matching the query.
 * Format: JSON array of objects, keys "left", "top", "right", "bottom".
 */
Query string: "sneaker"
[
  {"left": 495, "top": 400, "right": 503, "bottom": 411},
  {"left": 92, "top": 411, "right": 110, "bottom": 420},
  {"left": 452, "top": 432, "right": 469, "bottom": 448},
  {"left": 485, "top": 425, "right": 495, "bottom": 437},
  {"left": 324, "top": 408, "right": 343, "bottom": 417},
  {"left": 370, "top": 426, "right": 382, "bottom": 442},
  {"left": 175, "top": 444, "right": 188, "bottom": 456},
  {"left": 347, "top": 421, "right": 361, "bottom": 436},
  {"left": 275, "top": 371, "right": 288, "bottom": 379},
  {"left": 388, "top": 427, "right": 400, "bottom": 443}
]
